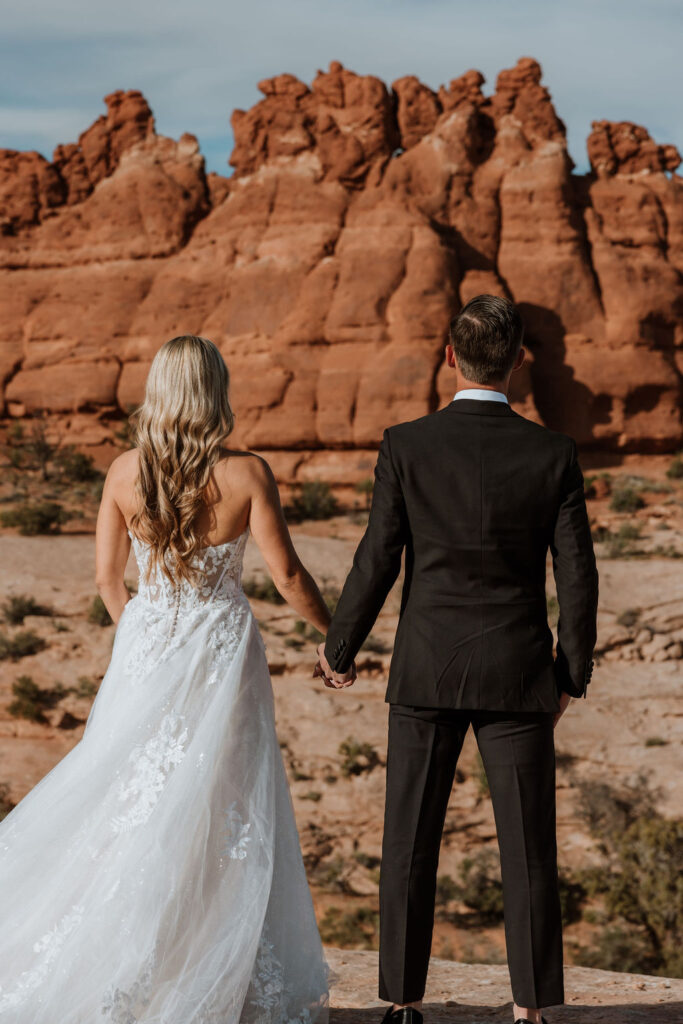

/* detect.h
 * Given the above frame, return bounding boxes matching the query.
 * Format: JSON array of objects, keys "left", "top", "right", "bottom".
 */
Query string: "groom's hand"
[
  {"left": 313, "top": 642, "right": 356, "bottom": 689},
  {"left": 552, "top": 690, "right": 572, "bottom": 727}
]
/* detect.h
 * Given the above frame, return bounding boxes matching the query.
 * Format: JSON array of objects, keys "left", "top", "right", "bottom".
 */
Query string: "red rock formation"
[{"left": 0, "top": 60, "right": 681, "bottom": 479}]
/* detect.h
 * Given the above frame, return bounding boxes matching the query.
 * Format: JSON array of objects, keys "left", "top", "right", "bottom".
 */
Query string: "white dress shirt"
[{"left": 453, "top": 388, "right": 509, "bottom": 404}]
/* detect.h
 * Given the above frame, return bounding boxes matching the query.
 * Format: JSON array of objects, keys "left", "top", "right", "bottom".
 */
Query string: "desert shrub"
[
  {"left": 610, "top": 486, "right": 645, "bottom": 513},
  {"left": 24, "top": 421, "right": 55, "bottom": 480},
  {"left": 474, "top": 751, "right": 490, "bottom": 798},
  {"left": 301, "top": 791, "right": 322, "bottom": 802},
  {"left": 7, "top": 675, "right": 68, "bottom": 722},
  {"left": 546, "top": 594, "right": 559, "bottom": 628},
  {"left": 617, "top": 608, "right": 641, "bottom": 629},
  {"left": 644, "top": 736, "right": 669, "bottom": 747},
  {"left": 54, "top": 446, "right": 102, "bottom": 483},
  {"left": 352, "top": 851, "right": 381, "bottom": 871},
  {"left": 242, "top": 576, "right": 285, "bottom": 604},
  {"left": 584, "top": 472, "right": 612, "bottom": 499},
  {"left": 0, "top": 501, "right": 69, "bottom": 535},
  {"left": 355, "top": 478, "right": 374, "bottom": 509},
  {"left": 0, "top": 782, "right": 14, "bottom": 823},
  {"left": 339, "top": 738, "right": 381, "bottom": 778},
  {"left": 287, "top": 481, "right": 339, "bottom": 522},
  {"left": 457, "top": 851, "right": 505, "bottom": 922},
  {"left": 73, "top": 675, "right": 99, "bottom": 699},
  {"left": 2, "top": 594, "right": 52, "bottom": 625},
  {"left": 0, "top": 629, "right": 48, "bottom": 661},
  {"left": 558, "top": 869, "right": 588, "bottom": 926},
  {"left": 666, "top": 453, "right": 683, "bottom": 480},
  {"left": 574, "top": 777, "right": 683, "bottom": 977},
  {"left": 321, "top": 585, "right": 340, "bottom": 615},
  {"left": 599, "top": 522, "right": 643, "bottom": 559},
  {"left": 318, "top": 906, "right": 379, "bottom": 949},
  {"left": 88, "top": 595, "right": 113, "bottom": 627},
  {"left": 293, "top": 619, "right": 324, "bottom": 643}
]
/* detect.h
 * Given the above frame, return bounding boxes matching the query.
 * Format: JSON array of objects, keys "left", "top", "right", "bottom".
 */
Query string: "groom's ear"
[{"left": 445, "top": 343, "right": 457, "bottom": 369}]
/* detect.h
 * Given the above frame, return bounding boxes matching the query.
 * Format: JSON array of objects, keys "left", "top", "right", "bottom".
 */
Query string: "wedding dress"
[{"left": 0, "top": 526, "right": 329, "bottom": 1024}]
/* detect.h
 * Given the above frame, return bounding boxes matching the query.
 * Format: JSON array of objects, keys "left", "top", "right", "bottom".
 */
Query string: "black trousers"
[{"left": 379, "top": 704, "right": 564, "bottom": 1009}]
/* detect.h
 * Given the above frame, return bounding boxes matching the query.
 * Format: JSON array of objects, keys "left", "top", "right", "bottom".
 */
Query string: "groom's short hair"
[{"left": 449, "top": 295, "right": 524, "bottom": 384}]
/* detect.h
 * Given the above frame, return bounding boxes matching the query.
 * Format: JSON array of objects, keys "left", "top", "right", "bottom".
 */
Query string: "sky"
[{"left": 1, "top": 0, "right": 681, "bottom": 178}]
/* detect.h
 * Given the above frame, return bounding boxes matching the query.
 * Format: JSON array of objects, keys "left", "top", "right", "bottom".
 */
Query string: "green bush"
[
  {"left": 617, "top": 608, "right": 641, "bottom": 629},
  {"left": 293, "top": 619, "right": 324, "bottom": 643},
  {"left": 339, "top": 738, "right": 380, "bottom": 778},
  {"left": 0, "top": 782, "right": 14, "bottom": 823},
  {"left": 73, "top": 675, "right": 99, "bottom": 699},
  {"left": 0, "top": 502, "right": 70, "bottom": 536},
  {"left": 474, "top": 751, "right": 490, "bottom": 798},
  {"left": 610, "top": 486, "right": 645, "bottom": 513},
  {"left": 0, "top": 630, "right": 48, "bottom": 661},
  {"left": 574, "top": 777, "right": 683, "bottom": 977},
  {"left": 287, "top": 481, "right": 339, "bottom": 522},
  {"left": 318, "top": 906, "right": 379, "bottom": 949},
  {"left": 546, "top": 594, "right": 560, "bottom": 628},
  {"left": 355, "top": 478, "right": 374, "bottom": 509},
  {"left": 7, "top": 675, "right": 68, "bottom": 722},
  {"left": 88, "top": 595, "right": 113, "bottom": 627},
  {"left": 242, "top": 576, "right": 285, "bottom": 604},
  {"left": 2, "top": 594, "right": 53, "bottom": 625},
  {"left": 54, "top": 446, "right": 102, "bottom": 483},
  {"left": 457, "top": 851, "right": 505, "bottom": 923},
  {"left": 666, "top": 453, "right": 683, "bottom": 480}
]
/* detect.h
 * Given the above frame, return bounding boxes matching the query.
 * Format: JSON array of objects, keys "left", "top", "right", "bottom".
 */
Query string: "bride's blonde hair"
[{"left": 129, "top": 335, "right": 235, "bottom": 585}]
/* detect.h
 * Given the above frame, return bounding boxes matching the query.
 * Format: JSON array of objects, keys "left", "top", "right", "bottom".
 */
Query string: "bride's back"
[{"left": 113, "top": 446, "right": 259, "bottom": 550}]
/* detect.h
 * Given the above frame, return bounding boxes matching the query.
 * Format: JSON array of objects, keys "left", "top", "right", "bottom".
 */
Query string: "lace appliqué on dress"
[
  {"left": 110, "top": 712, "right": 188, "bottom": 833},
  {"left": 101, "top": 952, "right": 156, "bottom": 1024},
  {"left": 222, "top": 802, "right": 252, "bottom": 860},
  {"left": 242, "top": 925, "right": 315, "bottom": 1024},
  {"left": 0, "top": 904, "right": 84, "bottom": 1012}
]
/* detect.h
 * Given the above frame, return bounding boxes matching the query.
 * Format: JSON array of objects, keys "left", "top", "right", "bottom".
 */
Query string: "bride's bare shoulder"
[
  {"left": 215, "top": 448, "right": 274, "bottom": 487},
  {"left": 106, "top": 447, "right": 139, "bottom": 482}
]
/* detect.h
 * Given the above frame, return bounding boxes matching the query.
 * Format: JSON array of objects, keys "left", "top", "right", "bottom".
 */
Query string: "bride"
[{"left": 0, "top": 335, "right": 350, "bottom": 1023}]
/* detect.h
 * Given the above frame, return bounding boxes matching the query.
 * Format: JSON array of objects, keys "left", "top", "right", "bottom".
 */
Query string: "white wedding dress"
[{"left": 0, "top": 527, "right": 329, "bottom": 1024}]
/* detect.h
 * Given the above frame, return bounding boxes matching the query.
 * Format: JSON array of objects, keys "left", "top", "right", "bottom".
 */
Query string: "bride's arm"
[
  {"left": 247, "top": 457, "right": 331, "bottom": 636},
  {"left": 95, "top": 456, "right": 133, "bottom": 624}
]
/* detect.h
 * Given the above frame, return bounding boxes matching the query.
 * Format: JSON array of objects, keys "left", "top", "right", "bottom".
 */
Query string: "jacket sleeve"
[
  {"left": 324, "top": 429, "right": 408, "bottom": 673},
  {"left": 549, "top": 438, "right": 599, "bottom": 698}
]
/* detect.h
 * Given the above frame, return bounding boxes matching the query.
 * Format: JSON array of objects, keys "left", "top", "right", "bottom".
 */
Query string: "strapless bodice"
[{"left": 128, "top": 527, "right": 249, "bottom": 613}]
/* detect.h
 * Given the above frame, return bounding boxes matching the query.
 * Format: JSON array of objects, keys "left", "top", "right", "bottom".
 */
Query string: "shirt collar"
[{"left": 452, "top": 388, "right": 509, "bottom": 405}]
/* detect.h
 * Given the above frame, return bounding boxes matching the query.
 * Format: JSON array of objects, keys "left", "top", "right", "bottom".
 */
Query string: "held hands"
[{"left": 313, "top": 642, "right": 357, "bottom": 689}]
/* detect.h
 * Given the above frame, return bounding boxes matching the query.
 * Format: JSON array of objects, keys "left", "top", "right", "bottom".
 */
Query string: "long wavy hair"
[{"left": 129, "top": 335, "right": 235, "bottom": 586}]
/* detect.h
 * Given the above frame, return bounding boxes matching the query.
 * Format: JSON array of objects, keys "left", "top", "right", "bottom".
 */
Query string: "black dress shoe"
[
  {"left": 514, "top": 1017, "right": 548, "bottom": 1024},
  {"left": 381, "top": 1008, "right": 424, "bottom": 1024}
]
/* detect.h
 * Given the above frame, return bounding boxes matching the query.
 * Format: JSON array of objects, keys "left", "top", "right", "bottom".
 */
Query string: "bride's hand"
[{"left": 313, "top": 643, "right": 356, "bottom": 689}]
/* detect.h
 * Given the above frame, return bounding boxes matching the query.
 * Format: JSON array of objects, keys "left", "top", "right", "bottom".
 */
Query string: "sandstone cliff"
[{"left": 1, "top": 59, "right": 681, "bottom": 478}]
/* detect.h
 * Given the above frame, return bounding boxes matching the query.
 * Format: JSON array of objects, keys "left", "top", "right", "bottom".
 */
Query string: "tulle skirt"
[{"left": 0, "top": 595, "right": 329, "bottom": 1023}]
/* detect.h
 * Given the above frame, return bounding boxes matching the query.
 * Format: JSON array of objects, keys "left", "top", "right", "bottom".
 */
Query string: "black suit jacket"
[{"left": 324, "top": 398, "right": 599, "bottom": 711}]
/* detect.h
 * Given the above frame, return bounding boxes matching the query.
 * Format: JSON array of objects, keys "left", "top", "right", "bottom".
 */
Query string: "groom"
[{"left": 315, "top": 295, "right": 599, "bottom": 1024}]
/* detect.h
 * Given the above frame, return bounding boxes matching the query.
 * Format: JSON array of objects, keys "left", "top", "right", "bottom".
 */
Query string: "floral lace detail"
[
  {"left": 222, "top": 802, "right": 252, "bottom": 860},
  {"left": 0, "top": 903, "right": 84, "bottom": 1012},
  {"left": 242, "top": 925, "right": 316, "bottom": 1024},
  {"left": 101, "top": 952, "right": 155, "bottom": 1023},
  {"left": 110, "top": 712, "right": 188, "bottom": 833},
  {"left": 123, "top": 529, "right": 251, "bottom": 682}
]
